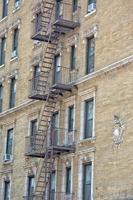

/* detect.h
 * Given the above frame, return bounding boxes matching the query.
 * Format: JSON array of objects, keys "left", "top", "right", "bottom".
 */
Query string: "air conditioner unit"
[
  {"left": 3, "top": 154, "right": 12, "bottom": 162},
  {"left": 11, "top": 50, "right": 17, "bottom": 58},
  {"left": 15, "top": 1, "right": 20, "bottom": 9},
  {"left": 88, "top": 3, "right": 96, "bottom": 13}
]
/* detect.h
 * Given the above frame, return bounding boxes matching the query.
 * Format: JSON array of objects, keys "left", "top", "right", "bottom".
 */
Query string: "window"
[
  {"left": 55, "top": 1, "right": 63, "bottom": 20},
  {"left": 12, "top": 28, "right": 19, "bottom": 58},
  {"left": 2, "top": 0, "right": 8, "bottom": 18},
  {"left": 68, "top": 105, "right": 74, "bottom": 132},
  {"left": 70, "top": 45, "right": 76, "bottom": 70},
  {"left": 35, "top": 12, "right": 41, "bottom": 33},
  {"left": 83, "top": 163, "right": 92, "bottom": 200},
  {"left": 0, "top": 84, "right": 3, "bottom": 113},
  {"left": 9, "top": 78, "right": 16, "bottom": 109},
  {"left": 87, "top": 0, "right": 96, "bottom": 13},
  {"left": 84, "top": 98, "right": 94, "bottom": 139},
  {"left": 32, "top": 65, "right": 40, "bottom": 90},
  {"left": 4, "top": 180, "right": 10, "bottom": 200},
  {"left": 14, "top": 0, "right": 20, "bottom": 9},
  {"left": 0, "top": 37, "right": 6, "bottom": 66},
  {"left": 30, "top": 119, "right": 37, "bottom": 136},
  {"left": 86, "top": 37, "right": 95, "bottom": 74},
  {"left": 72, "top": 0, "right": 78, "bottom": 12},
  {"left": 27, "top": 176, "right": 35, "bottom": 198},
  {"left": 66, "top": 167, "right": 71, "bottom": 194},
  {"left": 5, "top": 128, "right": 13, "bottom": 161},
  {"left": 50, "top": 172, "right": 56, "bottom": 200},
  {"left": 51, "top": 112, "right": 59, "bottom": 145},
  {"left": 54, "top": 55, "right": 61, "bottom": 84}
]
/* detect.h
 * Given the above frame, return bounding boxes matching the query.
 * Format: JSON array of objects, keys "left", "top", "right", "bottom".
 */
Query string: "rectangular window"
[
  {"left": 27, "top": 176, "right": 35, "bottom": 197},
  {"left": 6, "top": 128, "right": 13, "bottom": 156},
  {"left": 30, "top": 119, "right": 37, "bottom": 136},
  {"left": 70, "top": 45, "right": 76, "bottom": 70},
  {"left": 68, "top": 105, "right": 74, "bottom": 132},
  {"left": 87, "top": 0, "right": 96, "bottom": 13},
  {"left": 51, "top": 112, "right": 59, "bottom": 145},
  {"left": 84, "top": 98, "right": 94, "bottom": 139},
  {"left": 12, "top": 28, "right": 19, "bottom": 58},
  {"left": 0, "top": 37, "right": 6, "bottom": 66},
  {"left": 50, "top": 171, "right": 55, "bottom": 200},
  {"left": 72, "top": 0, "right": 78, "bottom": 12},
  {"left": 86, "top": 37, "right": 95, "bottom": 74},
  {"left": 9, "top": 78, "right": 16, "bottom": 109},
  {"left": 4, "top": 180, "right": 10, "bottom": 200},
  {"left": 14, "top": 0, "right": 20, "bottom": 9},
  {"left": 66, "top": 167, "right": 71, "bottom": 194},
  {"left": 35, "top": 12, "right": 41, "bottom": 33},
  {"left": 54, "top": 55, "right": 61, "bottom": 84},
  {"left": 2, "top": 0, "right": 8, "bottom": 18},
  {"left": 83, "top": 163, "right": 92, "bottom": 200},
  {"left": 0, "top": 84, "right": 3, "bottom": 113},
  {"left": 32, "top": 65, "right": 40, "bottom": 90}
]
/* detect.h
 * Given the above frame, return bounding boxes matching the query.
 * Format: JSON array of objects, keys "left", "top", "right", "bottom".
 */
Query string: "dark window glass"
[
  {"left": 12, "top": 28, "right": 19, "bottom": 56},
  {"left": 2, "top": 0, "right": 8, "bottom": 18},
  {"left": 6, "top": 129, "right": 13, "bottom": 155},
  {"left": 35, "top": 12, "right": 41, "bottom": 33},
  {"left": 51, "top": 112, "right": 59, "bottom": 145},
  {"left": 70, "top": 45, "right": 76, "bottom": 70},
  {"left": 72, "top": 0, "right": 78, "bottom": 12},
  {"left": 83, "top": 163, "right": 92, "bottom": 200},
  {"left": 4, "top": 181, "right": 10, "bottom": 200},
  {"left": 0, "top": 84, "right": 3, "bottom": 113},
  {"left": 0, "top": 37, "right": 6, "bottom": 65},
  {"left": 55, "top": 1, "right": 63, "bottom": 20},
  {"left": 9, "top": 78, "right": 16, "bottom": 108},
  {"left": 84, "top": 98, "right": 94, "bottom": 139},
  {"left": 87, "top": 0, "right": 96, "bottom": 13},
  {"left": 50, "top": 172, "right": 55, "bottom": 200},
  {"left": 27, "top": 176, "right": 35, "bottom": 197},
  {"left": 66, "top": 167, "right": 71, "bottom": 194},
  {"left": 53, "top": 55, "right": 61, "bottom": 84},
  {"left": 30, "top": 119, "right": 37, "bottom": 136},
  {"left": 86, "top": 37, "right": 95, "bottom": 74},
  {"left": 68, "top": 105, "right": 74, "bottom": 132},
  {"left": 32, "top": 65, "right": 40, "bottom": 90}
]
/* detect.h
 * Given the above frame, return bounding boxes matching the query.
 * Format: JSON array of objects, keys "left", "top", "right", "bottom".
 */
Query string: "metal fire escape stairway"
[{"left": 28, "top": 0, "right": 79, "bottom": 199}]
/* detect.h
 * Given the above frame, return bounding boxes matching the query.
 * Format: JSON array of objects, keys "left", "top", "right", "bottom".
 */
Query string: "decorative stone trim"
[
  {"left": 81, "top": 24, "right": 98, "bottom": 43},
  {"left": 0, "top": 76, "right": 6, "bottom": 86},
  {"left": 7, "top": 69, "right": 19, "bottom": 81},
  {"left": 10, "top": 18, "right": 21, "bottom": 32},
  {"left": 0, "top": 28, "right": 8, "bottom": 38}
]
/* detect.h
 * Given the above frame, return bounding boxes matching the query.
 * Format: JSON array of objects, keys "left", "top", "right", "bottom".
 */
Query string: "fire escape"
[{"left": 25, "top": 0, "right": 80, "bottom": 199}]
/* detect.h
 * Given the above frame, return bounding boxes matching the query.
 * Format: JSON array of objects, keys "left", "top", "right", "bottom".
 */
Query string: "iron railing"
[{"left": 25, "top": 128, "right": 75, "bottom": 156}]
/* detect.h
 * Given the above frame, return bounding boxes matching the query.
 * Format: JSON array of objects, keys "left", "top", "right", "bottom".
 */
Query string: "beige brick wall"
[{"left": 0, "top": 0, "right": 132, "bottom": 199}]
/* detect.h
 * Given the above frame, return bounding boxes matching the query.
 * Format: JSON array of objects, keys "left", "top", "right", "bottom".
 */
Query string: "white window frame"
[
  {"left": 79, "top": 88, "right": 96, "bottom": 141},
  {"left": 64, "top": 96, "right": 76, "bottom": 145},
  {"left": 2, "top": 175, "right": 11, "bottom": 200},
  {"left": 78, "top": 156, "right": 94, "bottom": 200}
]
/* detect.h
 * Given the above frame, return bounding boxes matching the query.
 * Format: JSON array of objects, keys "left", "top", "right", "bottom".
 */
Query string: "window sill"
[
  {"left": 2, "top": 159, "right": 13, "bottom": 165},
  {"left": 0, "top": 16, "right": 8, "bottom": 23},
  {"left": 0, "top": 64, "right": 5, "bottom": 68},
  {"left": 10, "top": 56, "right": 18, "bottom": 62},
  {"left": 78, "top": 137, "right": 96, "bottom": 145},
  {"left": 85, "top": 10, "right": 96, "bottom": 18}
]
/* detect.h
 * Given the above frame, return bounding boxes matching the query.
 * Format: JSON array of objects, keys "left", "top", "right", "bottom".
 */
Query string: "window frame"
[
  {"left": 87, "top": 0, "right": 96, "bottom": 14},
  {"left": 66, "top": 167, "right": 71, "bottom": 194},
  {"left": 72, "top": 0, "right": 78, "bottom": 13},
  {"left": 2, "top": 0, "right": 8, "bottom": 19},
  {"left": 0, "top": 36, "right": 6, "bottom": 66},
  {"left": 9, "top": 77, "right": 16, "bottom": 109},
  {"left": 3, "top": 179, "right": 10, "bottom": 200},
  {"left": 0, "top": 84, "right": 3, "bottom": 113},
  {"left": 86, "top": 36, "right": 95, "bottom": 75},
  {"left": 5, "top": 128, "right": 13, "bottom": 156},
  {"left": 27, "top": 175, "right": 35, "bottom": 198},
  {"left": 70, "top": 45, "right": 76, "bottom": 70},
  {"left": 84, "top": 98, "right": 94, "bottom": 139},
  {"left": 12, "top": 28, "right": 19, "bottom": 58},
  {"left": 68, "top": 105, "right": 74, "bottom": 132},
  {"left": 82, "top": 162, "right": 92, "bottom": 200}
]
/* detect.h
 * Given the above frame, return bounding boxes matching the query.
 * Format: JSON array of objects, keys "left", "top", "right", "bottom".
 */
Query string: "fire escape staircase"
[{"left": 27, "top": 0, "right": 79, "bottom": 199}]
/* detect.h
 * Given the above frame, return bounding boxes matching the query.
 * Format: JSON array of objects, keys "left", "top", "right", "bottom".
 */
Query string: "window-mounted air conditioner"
[{"left": 88, "top": 3, "right": 96, "bottom": 13}]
